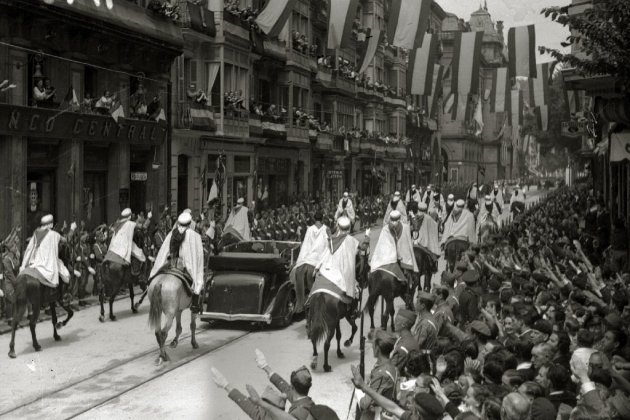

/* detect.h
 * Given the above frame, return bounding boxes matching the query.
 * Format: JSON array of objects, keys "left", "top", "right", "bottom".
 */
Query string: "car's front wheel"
[{"left": 273, "top": 289, "right": 296, "bottom": 328}]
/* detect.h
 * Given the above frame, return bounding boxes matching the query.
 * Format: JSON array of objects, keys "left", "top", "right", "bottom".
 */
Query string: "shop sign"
[
  {"left": 0, "top": 104, "right": 167, "bottom": 145},
  {"left": 327, "top": 170, "right": 343, "bottom": 179},
  {"left": 561, "top": 120, "right": 586, "bottom": 138},
  {"left": 131, "top": 172, "right": 148, "bottom": 181}
]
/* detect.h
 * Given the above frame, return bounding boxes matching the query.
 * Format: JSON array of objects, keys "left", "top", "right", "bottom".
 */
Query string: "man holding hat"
[
  {"left": 390, "top": 308, "right": 420, "bottom": 373},
  {"left": 441, "top": 199, "right": 477, "bottom": 272},
  {"left": 150, "top": 211, "right": 205, "bottom": 313},
  {"left": 105, "top": 208, "right": 146, "bottom": 267},
  {"left": 335, "top": 192, "right": 355, "bottom": 228},
  {"left": 290, "top": 211, "right": 330, "bottom": 314},
  {"left": 383, "top": 192, "right": 408, "bottom": 224},
  {"left": 224, "top": 197, "right": 251, "bottom": 241},
  {"left": 370, "top": 210, "right": 418, "bottom": 285},
  {"left": 405, "top": 185, "right": 421, "bottom": 205},
  {"left": 20, "top": 214, "right": 69, "bottom": 289}
]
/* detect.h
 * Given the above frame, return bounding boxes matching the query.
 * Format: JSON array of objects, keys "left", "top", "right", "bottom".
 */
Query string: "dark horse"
[
  {"left": 307, "top": 246, "right": 368, "bottom": 373},
  {"left": 8, "top": 243, "right": 74, "bottom": 359},
  {"left": 409, "top": 213, "right": 438, "bottom": 293},
  {"left": 99, "top": 228, "right": 146, "bottom": 322},
  {"left": 444, "top": 237, "right": 469, "bottom": 273}
]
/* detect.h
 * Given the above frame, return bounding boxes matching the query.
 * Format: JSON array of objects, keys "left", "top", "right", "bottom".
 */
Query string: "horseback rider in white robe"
[{"left": 150, "top": 212, "right": 205, "bottom": 313}]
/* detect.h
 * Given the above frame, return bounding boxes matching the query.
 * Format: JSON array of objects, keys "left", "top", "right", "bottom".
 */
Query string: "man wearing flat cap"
[
  {"left": 335, "top": 191, "right": 356, "bottom": 228},
  {"left": 390, "top": 308, "right": 420, "bottom": 373},
  {"left": 150, "top": 212, "right": 205, "bottom": 313},
  {"left": 441, "top": 199, "right": 477, "bottom": 272},
  {"left": 357, "top": 329, "right": 398, "bottom": 420},
  {"left": 105, "top": 208, "right": 146, "bottom": 269},
  {"left": 383, "top": 191, "right": 408, "bottom": 224},
  {"left": 224, "top": 197, "right": 252, "bottom": 241},
  {"left": 371, "top": 210, "right": 418, "bottom": 286}
]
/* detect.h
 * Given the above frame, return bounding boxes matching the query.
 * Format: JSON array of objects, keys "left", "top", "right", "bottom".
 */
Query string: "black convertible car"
[{"left": 200, "top": 240, "right": 300, "bottom": 327}]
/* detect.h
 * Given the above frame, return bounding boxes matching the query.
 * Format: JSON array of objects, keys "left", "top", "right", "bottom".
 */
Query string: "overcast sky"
[{"left": 436, "top": 0, "right": 571, "bottom": 62}]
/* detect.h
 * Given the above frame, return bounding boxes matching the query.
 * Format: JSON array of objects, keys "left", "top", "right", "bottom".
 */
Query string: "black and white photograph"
[{"left": 1, "top": 0, "right": 630, "bottom": 418}]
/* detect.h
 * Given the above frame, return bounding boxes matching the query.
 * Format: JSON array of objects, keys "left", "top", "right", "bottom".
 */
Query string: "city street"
[{"left": 0, "top": 189, "right": 546, "bottom": 420}]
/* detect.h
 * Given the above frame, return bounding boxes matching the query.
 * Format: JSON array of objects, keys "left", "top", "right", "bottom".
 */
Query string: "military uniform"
[
  {"left": 2, "top": 251, "right": 19, "bottom": 320},
  {"left": 359, "top": 359, "right": 399, "bottom": 420},
  {"left": 390, "top": 329, "right": 420, "bottom": 374},
  {"left": 412, "top": 312, "right": 438, "bottom": 352},
  {"left": 433, "top": 300, "right": 455, "bottom": 334},
  {"left": 92, "top": 240, "right": 107, "bottom": 295}
]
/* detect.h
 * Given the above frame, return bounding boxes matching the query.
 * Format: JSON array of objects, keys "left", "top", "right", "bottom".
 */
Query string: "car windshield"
[{"left": 223, "top": 241, "right": 301, "bottom": 262}]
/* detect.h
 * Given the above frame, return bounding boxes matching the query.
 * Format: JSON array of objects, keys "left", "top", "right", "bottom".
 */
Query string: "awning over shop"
[{"left": 27, "top": 0, "right": 184, "bottom": 50}]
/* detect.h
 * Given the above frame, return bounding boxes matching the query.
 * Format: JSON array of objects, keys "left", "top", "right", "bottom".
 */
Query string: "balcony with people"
[
  {"left": 314, "top": 55, "right": 357, "bottom": 96},
  {"left": 175, "top": 0, "right": 216, "bottom": 39},
  {"left": 222, "top": 0, "right": 260, "bottom": 39}
]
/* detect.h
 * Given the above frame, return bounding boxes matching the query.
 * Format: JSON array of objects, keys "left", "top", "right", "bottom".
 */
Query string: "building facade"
[{"left": 0, "top": 0, "right": 182, "bottom": 241}]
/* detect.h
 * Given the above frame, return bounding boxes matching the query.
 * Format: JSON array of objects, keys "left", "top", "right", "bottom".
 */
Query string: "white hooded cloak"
[{"left": 150, "top": 228, "right": 205, "bottom": 294}]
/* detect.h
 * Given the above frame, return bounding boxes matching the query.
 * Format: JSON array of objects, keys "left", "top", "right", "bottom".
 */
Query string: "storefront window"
[{"left": 234, "top": 155, "right": 251, "bottom": 173}]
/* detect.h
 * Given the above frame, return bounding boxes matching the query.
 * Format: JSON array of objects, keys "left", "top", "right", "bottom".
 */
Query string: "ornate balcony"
[
  {"left": 176, "top": 102, "right": 216, "bottom": 131},
  {"left": 287, "top": 123, "right": 309, "bottom": 143},
  {"left": 222, "top": 114, "right": 249, "bottom": 138},
  {"left": 314, "top": 132, "right": 333, "bottom": 151},
  {"left": 222, "top": 9, "right": 251, "bottom": 40},
  {"left": 177, "top": 1, "right": 216, "bottom": 38}
]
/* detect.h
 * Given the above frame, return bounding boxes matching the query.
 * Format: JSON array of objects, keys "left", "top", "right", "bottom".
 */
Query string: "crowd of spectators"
[
  {"left": 208, "top": 183, "right": 630, "bottom": 420},
  {"left": 224, "top": 0, "right": 260, "bottom": 31},
  {"left": 224, "top": 90, "right": 247, "bottom": 116}
]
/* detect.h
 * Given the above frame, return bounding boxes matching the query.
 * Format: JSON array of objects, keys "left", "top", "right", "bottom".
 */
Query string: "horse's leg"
[
  {"left": 344, "top": 307, "right": 358, "bottom": 348},
  {"left": 29, "top": 292, "right": 41, "bottom": 352},
  {"left": 159, "top": 310, "right": 175, "bottom": 363},
  {"left": 335, "top": 320, "right": 344, "bottom": 359},
  {"left": 387, "top": 297, "right": 396, "bottom": 333},
  {"left": 59, "top": 299, "right": 74, "bottom": 328},
  {"left": 109, "top": 292, "right": 116, "bottom": 321},
  {"left": 323, "top": 328, "right": 335, "bottom": 372},
  {"left": 170, "top": 310, "right": 183, "bottom": 348},
  {"left": 190, "top": 309, "right": 199, "bottom": 349},
  {"left": 99, "top": 282, "right": 106, "bottom": 322},
  {"left": 8, "top": 301, "right": 26, "bottom": 358},
  {"left": 310, "top": 339, "right": 318, "bottom": 370},
  {"left": 365, "top": 292, "right": 378, "bottom": 338},
  {"left": 129, "top": 281, "right": 138, "bottom": 314},
  {"left": 50, "top": 302, "right": 61, "bottom": 342}
]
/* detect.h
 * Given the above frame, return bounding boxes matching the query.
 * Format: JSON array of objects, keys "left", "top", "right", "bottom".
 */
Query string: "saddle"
[
  {"left": 307, "top": 274, "right": 353, "bottom": 305},
  {"left": 150, "top": 266, "right": 194, "bottom": 296}
]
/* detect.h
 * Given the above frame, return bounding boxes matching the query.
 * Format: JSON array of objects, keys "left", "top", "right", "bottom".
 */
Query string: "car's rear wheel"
[{"left": 274, "top": 289, "right": 296, "bottom": 328}]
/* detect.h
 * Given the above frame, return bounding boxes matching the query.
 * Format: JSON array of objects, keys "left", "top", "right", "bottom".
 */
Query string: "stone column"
[{"left": 0, "top": 135, "right": 27, "bottom": 243}]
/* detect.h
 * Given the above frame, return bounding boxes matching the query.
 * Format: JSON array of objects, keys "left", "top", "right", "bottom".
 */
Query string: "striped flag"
[
  {"left": 490, "top": 67, "right": 510, "bottom": 113},
  {"left": 189, "top": 103, "right": 215, "bottom": 130},
  {"left": 529, "top": 62, "right": 553, "bottom": 107},
  {"left": 388, "top": 0, "right": 432, "bottom": 50},
  {"left": 426, "top": 64, "right": 444, "bottom": 120},
  {"left": 327, "top": 0, "right": 359, "bottom": 49},
  {"left": 255, "top": 0, "right": 296, "bottom": 38},
  {"left": 451, "top": 31, "right": 484, "bottom": 96},
  {"left": 443, "top": 91, "right": 455, "bottom": 115},
  {"left": 559, "top": 69, "right": 584, "bottom": 116},
  {"left": 509, "top": 89, "right": 523, "bottom": 127},
  {"left": 534, "top": 105, "right": 549, "bottom": 131},
  {"left": 451, "top": 94, "right": 473, "bottom": 121},
  {"left": 508, "top": 25, "right": 537, "bottom": 78},
  {"left": 357, "top": 28, "right": 383, "bottom": 74},
  {"left": 407, "top": 34, "right": 438, "bottom": 95}
]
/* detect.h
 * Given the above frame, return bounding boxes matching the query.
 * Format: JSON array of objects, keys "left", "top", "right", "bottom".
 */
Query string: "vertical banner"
[
  {"left": 327, "top": 0, "right": 360, "bottom": 49},
  {"left": 408, "top": 34, "right": 438, "bottom": 95},
  {"left": 508, "top": 25, "right": 537, "bottom": 78},
  {"left": 490, "top": 67, "right": 510, "bottom": 113},
  {"left": 388, "top": 0, "right": 433, "bottom": 50}
]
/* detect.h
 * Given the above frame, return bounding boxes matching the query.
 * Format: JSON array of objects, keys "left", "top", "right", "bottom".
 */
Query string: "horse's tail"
[
  {"left": 148, "top": 280, "right": 163, "bottom": 331},
  {"left": 307, "top": 293, "right": 329, "bottom": 346}
]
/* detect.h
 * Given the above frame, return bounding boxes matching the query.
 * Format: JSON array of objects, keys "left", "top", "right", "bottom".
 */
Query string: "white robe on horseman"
[
  {"left": 486, "top": 189, "right": 505, "bottom": 219},
  {"left": 335, "top": 199, "right": 355, "bottom": 223},
  {"left": 150, "top": 229, "right": 205, "bottom": 294},
  {"left": 413, "top": 215, "right": 441, "bottom": 258},
  {"left": 371, "top": 223, "right": 418, "bottom": 280},
  {"left": 225, "top": 205, "right": 251, "bottom": 241},
  {"left": 441, "top": 209, "right": 477, "bottom": 246},
  {"left": 294, "top": 225, "right": 329, "bottom": 269},
  {"left": 406, "top": 190, "right": 421, "bottom": 203},
  {"left": 20, "top": 229, "right": 67, "bottom": 288},
  {"left": 107, "top": 219, "right": 146, "bottom": 265},
  {"left": 316, "top": 234, "right": 360, "bottom": 299},
  {"left": 383, "top": 200, "right": 408, "bottom": 224}
]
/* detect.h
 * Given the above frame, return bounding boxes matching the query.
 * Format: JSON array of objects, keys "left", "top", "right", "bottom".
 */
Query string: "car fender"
[{"left": 264, "top": 280, "right": 295, "bottom": 321}]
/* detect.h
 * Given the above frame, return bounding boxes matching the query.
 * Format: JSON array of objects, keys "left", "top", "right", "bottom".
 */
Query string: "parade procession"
[{"left": 1, "top": 0, "right": 630, "bottom": 419}]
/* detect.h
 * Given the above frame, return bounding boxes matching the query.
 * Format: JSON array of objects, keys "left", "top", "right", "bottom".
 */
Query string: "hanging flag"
[
  {"left": 189, "top": 103, "right": 215, "bottom": 130},
  {"left": 255, "top": 0, "right": 296, "bottom": 38},
  {"left": 450, "top": 31, "right": 484, "bottom": 95},
  {"left": 407, "top": 33, "right": 438, "bottom": 95},
  {"left": 474, "top": 97, "right": 484, "bottom": 136},
  {"left": 443, "top": 91, "right": 455, "bottom": 115},
  {"left": 529, "top": 62, "right": 553, "bottom": 107},
  {"left": 610, "top": 130, "right": 630, "bottom": 162},
  {"left": 63, "top": 86, "right": 79, "bottom": 105},
  {"left": 509, "top": 89, "right": 523, "bottom": 127},
  {"left": 427, "top": 64, "right": 444, "bottom": 120},
  {"left": 451, "top": 94, "right": 473, "bottom": 121},
  {"left": 111, "top": 104, "right": 124, "bottom": 122},
  {"left": 207, "top": 179, "right": 219, "bottom": 205},
  {"left": 155, "top": 108, "right": 166, "bottom": 123},
  {"left": 357, "top": 28, "right": 383, "bottom": 74},
  {"left": 327, "top": 0, "right": 359, "bottom": 49},
  {"left": 388, "top": 0, "right": 432, "bottom": 50},
  {"left": 490, "top": 67, "right": 510, "bottom": 113},
  {"left": 508, "top": 25, "right": 537, "bottom": 78}
]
